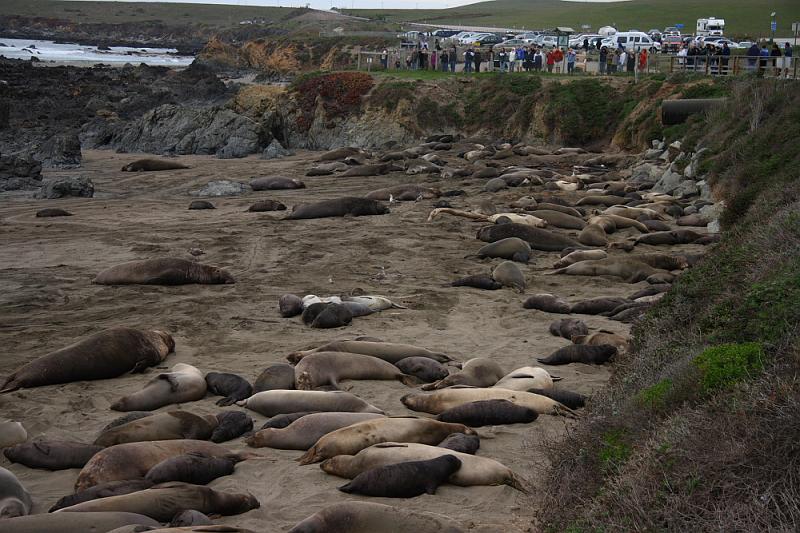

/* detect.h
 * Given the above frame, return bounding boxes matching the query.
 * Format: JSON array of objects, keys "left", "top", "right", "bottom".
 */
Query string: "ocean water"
[{"left": 0, "top": 37, "right": 195, "bottom": 66}]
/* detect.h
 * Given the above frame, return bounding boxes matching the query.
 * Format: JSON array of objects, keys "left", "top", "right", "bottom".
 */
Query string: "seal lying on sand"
[
  {"left": 93, "top": 258, "right": 234, "bottom": 285},
  {"left": 288, "top": 501, "right": 464, "bottom": 533},
  {"left": 286, "top": 197, "right": 389, "bottom": 220},
  {"left": 121, "top": 159, "right": 189, "bottom": 172},
  {"left": 250, "top": 176, "right": 305, "bottom": 190},
  {"left": 338, "top": 455, "right": 462, "bottom": 498},
  {"left": 477, "top": 223, "right": 583, "bottom": 251},
  {"left": 110, "top": 363, "right": 207, "bottom": 412},
  {"left": 247, "top": 412, "right": 384, "bottom": 450},
  {"left": 365, "top": 185, "right": 440, "bottom": 201},
  {"left": 4, "top": 440, "right": 102, "bottom": 470},
  {"left": 0, "top": 327, "right": 174, "bottom": 393},
  {"left": 294, "top": 352, "right": 419, "bottom": 389},
  {"left": 402, "top": 389, "right": 573, "bottom": 417},
  {"left": 0, "top": 512, "right": 159, "bottom": 533},
  {"left": 49, "top": 480, "right": 154, "bottom": 512},
  {"left": 287, "top": 340, "right": 453, "bottom": 365},
  {"left": 421, "top": 358, "right": 504, "bottom": 390},
  {"left": 94, "top": 411, "right": 218, "bottom": 447},
  {"left": 0, "top": 466, "right": 32, "bottom": 518},
  {"left": 238, "top": 390, "right": 384, "bottom": 417}
]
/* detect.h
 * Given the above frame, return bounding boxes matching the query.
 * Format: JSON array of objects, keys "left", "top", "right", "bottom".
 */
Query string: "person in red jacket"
[
  {"left": 546, "top": 48, "right": 555, "bottom": 72},
  {"left": 552, "top": 47, "right": 564, "bottom": 73},
  {"left": 638, "top": 48, "right": 648, "bottom": 72}
]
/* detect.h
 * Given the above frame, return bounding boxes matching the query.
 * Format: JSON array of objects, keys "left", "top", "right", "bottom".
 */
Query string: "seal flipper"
[
  {"left": 425, "top": 483, "right": 439, "bottom": 495},
  {"left": 0, "top": 377, "right": 20, "bottom": 394},
  {"left": 338, "top": 481, "right": 356, "bottom": 493},
  {"left": 33, "top": 440, "right": 52, "bottom": 455},
  {"left": 398, "top": 374, "right": 423, "bottom": 387},
  {"left": 157, "top": 373, "right": 181, "bottom": 392}
]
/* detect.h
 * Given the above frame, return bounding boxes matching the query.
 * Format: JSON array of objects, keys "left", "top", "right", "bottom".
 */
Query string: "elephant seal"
[
  {"left": 0, "top": 421, "right": 26, "bottom": 449},
  {"left": 436, "top": 399, "right": 538, "bottom": 427},
  {"left": 111, "top": 363, "right": 207, "bottom": 412},
  {"left": 549, "top": 318, "right": 589, "bottom": 340},
  {"left": 401, "top": 389, "right": 572, "bottom": 417},
  {"left": 0, "top": 512, "right": 159, "bottom": 533},
  {"left": 321, "top": 442, "right": 528, "bottom": 493},
  {"left": 301, "top": 302, "right": 352, "bottom": 329},
  {"left": 170, "top": 509, "right": 213, "bottom": 526},
  {"left": 3, "top": 440, "right": 102, "bottom": 470},
  {"left": 144, "top": 454, "right": 236, "bottom": 485},
  {"left": 477, "top": 223, "right": 583, "bottom": 251},
  {"left": 121, "top": 159, "right": 189, "bottom": 172},
  {"left": 247, "top": 412, "right": 384, "bottom": 450},
  {"left": 484, "top": 177, "right": 506, "bottom": 192},
  {"left": 535, "top": 202, "right": 581, "bottom": 217},
  {"left": 538, "top": 344, "right": 617, "bottom": 365},
  {"left": 492, "top": 261, "right": 526, "bottom": 292},
  {"left": 56, "top": 483, "right": 259, "bottom": 522},
  {"left": 295, "top": 352, "right": 419, "bottom": 389},
  {"left": 529, "top": 210, "right": 586, "bottom": 230},
  {"left": 553, "top": 249, "right": 607, "bottom": 269},
  {"left": 205, "top": 372, "right": 252, "bottom": 406},
  {"left": 238, "top": 390, "right": 383, "bottom": 417},
  {"left": 634, "top": 253, "right": 689, "bottom": 271},
  {"left": 75, "top": 440, "right": 256, "bottom": 491},
  {"left": 475, "top": 238, "right": 532, "bottom": 263},
  {"left": 288, "top": 501, "right": 464, "bottom": 533},
  {"left": 438, "top": 433, "right": 480, "bottom": 455},
  {"left": 677, "top": 214, "right": 709, "bottom": 226},
  {"left": 421, "top": 358, "right": 504, "bottom": 390},
  {"left": 529, "top": 388, "right": 587, "bottom": 409},
  {"left": 298, "top": 417, "right": 475, "bottom": 465},
  {"left": 278, "top": 294, "right": 304, "bottom": 318},
  {"left": 253, "top": 363, "right": 295, "bottom": 392},
  {"left": 493, "top": 366, "right": 554, "bottom": 391},
  {"left": 641, "top": 219, "right": 671, "bottom": 232},
  {"left": 93, "top": 258, "right": 234, "bottom": 286},
  {"left": 102, "top": 412, "right": 152, "bottom": 432},
  {"left": 187, "top": 201, "right": 214, "bottom": 210},
  {"left": 260, "top": 412, "right": 316, "bottom": 430},
  {"left": 590, "top": 214, "right": 649, "bottom": 233},
  {"left": 288, "top": 340, "right": 453, "bottom": 365},
  {"left": 339, "top": 455, "right": 462, "bottom": 498},
  {"left": 340, "top": 164, "right": 393, "bottom": 177},
  {"left": 247, "top": 199, "right": 287, "bottom": 212},
  {"left": 575, "top": 195, "right": 628, "bottom": 207},
  {"left": 629, "top": 283, "right": 671, "bottom": 300},
  {"left": 94, "top": 411, "right": 218, "bottom": 447},
  {"left": 211, "top": 411, "right": 253, "bottom": 443},
  {"left": 316, "top": 147, "right": 362, "bottom": 162},
  {"left": 35, "top": 208, "right": 72, "bottom": 217},
  {"left": 635, "top": 229, "right": 703, "bottom": 246},
  {"left": 365, "top": 185, "right": 440, "bottom": 201},
  {"left": 0, "top": 467, "right": 31, "bottom": 518},
  {"left": 573, "top": 331, "right": 630, "bottom": 353},
  {"left": 570, "top": 297, "right": 630, "bottom": 315},
  {"left": 49, "top": 480, "right": 153, "bottom": 512},
  {"left": 394, "top": 357, "right": 448, "bottom": 383},
  {"left": 250, "top": 176, "right": 304, "bottom": 190},
  {"left": 523, "top": 293, "right": 571, "bottom": 313},
  {"left": 286, "top": 197, "right": 389, "bottom": 220},
  {"left": 1, "top": 327, "right": 174, "bottom": 393},
  {"left": 451, "top": 275, "right": 502, "bottom": 290},
  {"left": 553, "top": 258, "right": 671, "bottom": 284},
  {"left": 578, "top": 224, "right": 608, "bottom": 246}
]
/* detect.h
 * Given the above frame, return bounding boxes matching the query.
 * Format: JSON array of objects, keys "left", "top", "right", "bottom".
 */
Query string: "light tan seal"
[
  {"left": 294, "top": 351, "right": 419, "bottom": 389},
  {"left": 246, "top": 412, "right": 385, "bottom": 450},
  {"left": 111, "top": 363, "right": 207, "bottom": 412},
  {"left": 401, "top": 388, "right": 573, "bottom": 417},
  {"left": 94, "top": 411, "right": 218, "bottom": 447},
  {"left": 421, "top": 358, "right": 504, "bottom": 390},
  {"left": 237, "top": 390, "right": 383, "bottom": 417}
]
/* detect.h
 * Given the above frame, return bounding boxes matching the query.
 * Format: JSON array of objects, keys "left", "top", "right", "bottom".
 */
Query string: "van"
[{"left": 602, "top": 31, "right": 660, "bottom": 52}]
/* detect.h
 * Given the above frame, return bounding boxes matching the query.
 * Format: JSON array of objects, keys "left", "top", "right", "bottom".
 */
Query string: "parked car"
[
  {"left": 474, "top": 34, "right": 503, "bottom": 45},
  {"left": 602, "top": 31, "right": 661, "bottom": 52},
  {"left": 493, "top": 38, "right": 532, "bottom": 50},
  {"left": 534, "top": 35, "right": 558, "bottom": 47},
  {"left": 516, "top": 31, "right": 540, "bottom": 40},
  {"left": 662, "top": 35, "right": 684, "bottom": 53},
  {"left": 432, "top": 29, "right": 460, "bottom": 38},
  {"left": 737, "top": 40, "right": 754, "bottom": 49}
]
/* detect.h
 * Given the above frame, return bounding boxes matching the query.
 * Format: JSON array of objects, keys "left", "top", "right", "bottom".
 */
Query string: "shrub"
[
  {"left": 599, "top": 429, "right": 631, "bottom": 473},
  {"left": 693, "top": 343, "right": 764, "bottom": 393},
  {"left": 291, "top": 71, "right": 373, "bottom": 132},
  {"left": 637, "top": 379, "right": 673, "bottom": 408}
]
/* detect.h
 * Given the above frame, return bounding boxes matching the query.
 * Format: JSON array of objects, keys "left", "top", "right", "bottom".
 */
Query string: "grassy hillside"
[{"left": 348, "top": 0, "right": 799, "bottom": 39}]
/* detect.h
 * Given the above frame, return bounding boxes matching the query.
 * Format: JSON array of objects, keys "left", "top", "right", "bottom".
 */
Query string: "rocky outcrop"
[
  {"left": 0, "top": 153, "right": 42, "bottom": 191},
  {"left": 34, "top": 176, "right": 94, "bottom": 199},
  {"left": 112, "top": 104, "right": 265, "bottom": 158},
  {"left": 262, "top": 139, "right": 293, "bottom": 159},
  {"left": 33, "top": 132, "right": 82, "bottom": 169},
  {"left": 190, "top": 180, "right": 250, "bottom": 197}
]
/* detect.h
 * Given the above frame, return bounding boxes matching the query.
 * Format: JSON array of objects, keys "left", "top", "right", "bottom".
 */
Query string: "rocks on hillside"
[
  {"left": 34, "top": 176, "right": 94, "bottom": 199},
  {"left": 261, "top": 139, "right": 293, "bottom": 160},
  {"left": 33, "top": 132, "right": 82, "bottom": 169},
  {"left": 190, "top": 180, "right": 250, "bottom": 197},
  {"left": 0, "top": 153, "right": 42, "bottom": 191},
  {"left": 112, "top": 104, "right": 265, "bottom": 158}
]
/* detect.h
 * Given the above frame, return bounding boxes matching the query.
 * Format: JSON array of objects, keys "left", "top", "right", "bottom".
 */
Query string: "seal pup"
[
  {"left": 247, "top": 412, "right": 384, "bottom": 450},
  {"left": 538, "top": 344, "right": 618, "bottom": 365},
  {"left": 451, "top": 275, "right": 502, "bottom": 290},
  {"left": 548, "top": 318, "right": 589, "bottom": 340},
  {"left": 279, "top": 294, "right": 304, "bottom": 318},
  {"left": 401, "top": 389, "right": 573, "bottom": 417},
  {"left": 301, "top": 302, "right": 352, "bottom": 329},
  {"left": 187, "top": 201, "right": 214, "bottom": 210},
  {"left": 55, "top": 483, "right": 259, "bottom": 522},
  {"left": 3, "top": 440, "right": 102, "bottom": 470},
  {"left": 294, "top": 352, "right": 420, "bottom": 389},
  {"left": 110, "top": 363, "right": 207, "bottom": 412},
  {"left": 205, "top": 372, "right": 253, "bottom": 406},
  {"left": 339, "top": 455, "right": 462, "bottom": 498},
  {"left": 1, "top": 327, "right": 174, "bottom": 393},
  {"left": 421, "top": 358, "right": 504, "bottom": 390},
  {"left": 211, "top": 411, "right": 253, "bottom": 443},
  {"left": 249, "top": 176, "right": 304, "bottom": 190},
  {"left": 365, "top": 185, "right": 440, "bottom": 201},
  {"left": 477, "top": 223, "right": 583, "bottom": 251},
  {"left": 170, "top": 509, "right": 214, "bottom": 526},
  {"left": 436, "top": 399, "right": 538, "bottom": 427},
  {"left": 394, "top": 357, "right": 449, "bottom": 383},
  {"left": 528, "top": 388, "right": 587, "bottom": 409},
  {"left": 238, "top": 390, "right": 383, "bottom": 417},
  {"left": 35, "top": 208, "right": 72, "bottom": 217},
  {"left": 298, "top": 418, "right": 476, "bottom": 465},
  {"left": 49, "top": 480, "right": 153, "bottom": 512},
  {"left": 288, "top": 501, "right": 464, "bottom": 533},
  {"left": 523, "top": 294, "right": 571, "bottom": 313},
  {"left": 94, "top": 411, "right": 218, "bottom": 446},
  {"left": 492, "top": 261, "right": 526, "bottom": 292},
  {"left": 474, "top": 238, "right": 532, "bottom": 263},
  {"left": 321, "top": 442, "right": 528, "bottom": 493},
  {"left": 286, "top": 197, "right": 389, "bottom": 220},
  {"left": 144, "top": 454, "right": 237, "bottom": 485},
  {"left": 0, "top": 421, "right": 27, "bottom": 448},
  {"left": 253, "top": 363, "right": 296, "bottom": 392},
  {"left": 260, "top": 412, "right": 316, "bottom": 430},
  {"left": 93, "top": 258, "right": 234, "bottom": 285},
  {"left": 121, "top": 159, "right": 189, "bottom": 172},
  {"left": 0, "top": 466, "right": 32, "bottom": 518},
  {"left": 247, "top": 199, "right": 286, "bottom": 212},
  {"left": 570, "top": 297, "right": 630, "bottom": 315},
  {"left": 437, "top": 433, "right": 480, "bottom": 455}
]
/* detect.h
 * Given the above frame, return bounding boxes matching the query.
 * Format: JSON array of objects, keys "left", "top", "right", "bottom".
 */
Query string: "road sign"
[
  {"left": 675, "top": 23, "right": 684, "bottom": 29},
  {"left": 771, "top": 21, "right": 777, "bottom": 32}
]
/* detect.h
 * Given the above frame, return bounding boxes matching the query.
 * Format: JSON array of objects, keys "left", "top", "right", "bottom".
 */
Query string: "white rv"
[{"left": 696, "top": 17, "right": 725, "bottom": 37}]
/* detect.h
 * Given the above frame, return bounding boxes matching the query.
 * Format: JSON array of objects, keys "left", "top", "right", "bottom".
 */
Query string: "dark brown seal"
[
  {"left": 93, "top": 258, "right": 234, "bottom": 285},
  {"left": 436, "top": 399, "right": 538, "bottom": 427},
  {"left": 338, "top": 455, "right": 462, "bottom": 498},
  {"left": 537, "top": 344, "right": 618, "bottom": 365},
  {"left": 144, "top": 453, "right": 237, "bottom": 485},
  {"left": 250, "top": 176, "right": 305, "bottom": 190},
  {"left": 248, "top": 199, "right": 287, "bottom": 212},
  {"left": 286, "top": 197, "right": 389, "bottom": 220},
  {"left": 205, "top": 372, "right": 253, "bottom": 406},
  {"left": 35, "top": 208, "right": 72, "bottom": 217},
  {"left": 4, "top": 440, "right": 102, "bottom": 470},
  {"left": 477, "top": 223, "right": 583, "bottom": 252},
  {"left": 121, "top": 159, "right": 189, "bottom": 171}
]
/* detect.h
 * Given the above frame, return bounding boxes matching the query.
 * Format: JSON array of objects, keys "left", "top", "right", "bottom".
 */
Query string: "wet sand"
[{"left": 0, "top": 148, "right": 705, "bottom": 531}]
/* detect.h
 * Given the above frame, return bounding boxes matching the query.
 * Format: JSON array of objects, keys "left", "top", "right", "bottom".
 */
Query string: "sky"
[{"left": 71, "top": 0, "right": 489, "bottom": 10}]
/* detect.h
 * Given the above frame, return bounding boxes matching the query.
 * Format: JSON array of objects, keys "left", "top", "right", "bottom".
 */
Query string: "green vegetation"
[
  {"left": 347, "top": 0, "right": 800, "bottom": 40},
  {"left": 543, "top": 78, "right": 631, "bottom": 145},
  {"left": 637, "top": 378, "right": 673, "bottom": 408},
  {"left": 367, "top": 81, "right": 416, "bottom": 111},
  {"left": 693, "top": 343, "right": 764, "bottom": 393},
  {"left": 599, "top": 429, "right": 632, "bottom": 473}
]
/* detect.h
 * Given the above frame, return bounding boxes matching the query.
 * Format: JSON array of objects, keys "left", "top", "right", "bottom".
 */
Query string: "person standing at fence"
[
  {"left": 546, "top": 48, "right": 555, "bottom": 72},
  {"left": 450, "top": 45, "right": 457, "bottom": 72},
  {"left": 440, "top": 49, "right": 449, "bottom": 72},
  {"left": 784, "top": 42, "right": 793, "bottom": 78},
  {"left": 721, "top": 42, "right": 730, "bottom": 75},
  {"left": 567, "top": 48, "right": 576, "bottom": 74},
  {"left": 380, "top": 49, "right": 388, "bottom": 70},
  {"left": 677, "top": 45, "right": 687, "bottom": 70},
  {"left": 474, "top": 49, "right": 482, "bottom": 72},
  {"left": 746, "top": 42, "right": 759, "bottom": 72},
  {"left": 599, "top": 46, "right": 607, "bottom": 75},
  {"left": 583, "top": 37, "right": 590, "bottom": 52},
  {"left": 759, "top": 43, "right": 770, "bottom": 76},
  {"left": 464, "top": 48, "right": 474, "bottom": 73},
  {"left": 609, "top": 48, "right": 618, "bottom": 73},
  {"left": 534, "top": 47, "right": 543, "bottom": 71},
  {"left": 553, "top": 47, "right": 564, "bottom": 73},
  {"left": 638, "top": 48, "right": 648, "bottom": 73},
  {"left": 770, "top": 43, "right": 782, "bottom": 77}
]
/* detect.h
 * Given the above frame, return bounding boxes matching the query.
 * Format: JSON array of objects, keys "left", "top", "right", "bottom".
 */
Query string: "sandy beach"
[{"left": 0, "top": 147, "right": 707, "bottom": 531}]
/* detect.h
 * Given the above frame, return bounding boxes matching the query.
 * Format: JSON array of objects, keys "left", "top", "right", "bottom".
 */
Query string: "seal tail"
[
  {"left": 0, "top": 378, "right": 20, "bottom": 394},
  {"left": 338, "top": 481, "right": 356, "bottom": 493},
  {"left": 507, "top": 472, "right": 532, "bottom": 494}
]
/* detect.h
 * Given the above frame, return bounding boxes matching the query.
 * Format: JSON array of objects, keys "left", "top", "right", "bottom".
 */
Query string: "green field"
[{"left": 346, "top": 0, "right": 800, "bottom": 40}]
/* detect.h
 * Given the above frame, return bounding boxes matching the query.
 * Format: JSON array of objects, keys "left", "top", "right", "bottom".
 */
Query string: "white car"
[
  {"left": 602, "top": 31, "right": 661, "bottom": 52},
  {"left": 458, "top": 32, "right": 491, "bottom": 44}
]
